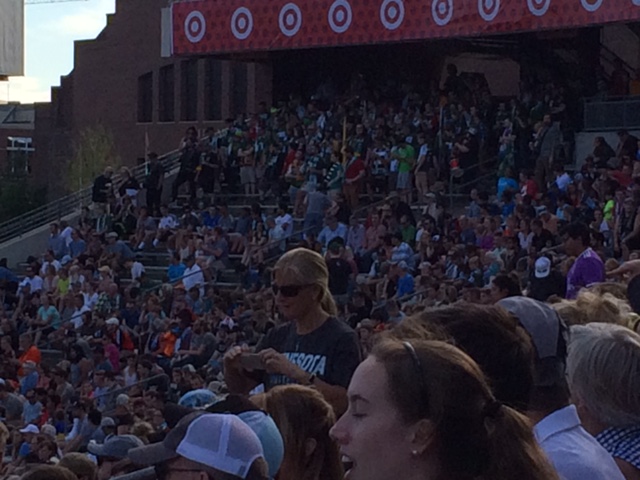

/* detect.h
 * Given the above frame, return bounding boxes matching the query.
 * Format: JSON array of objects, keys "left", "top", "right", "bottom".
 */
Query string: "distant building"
[
  {"left": 33, "top": 0, "right": 271, "bottom": 201},
  {"left": 0, "top": 103, "right": 35, "bottom": 177}
]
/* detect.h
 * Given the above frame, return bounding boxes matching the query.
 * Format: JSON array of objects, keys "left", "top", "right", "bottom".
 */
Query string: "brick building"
[
  {"left": 0, "top": 103, "right": 35, "bottom": 177},
  {"left": 33, "top": 0, "right": 272, "bottom": 201}
]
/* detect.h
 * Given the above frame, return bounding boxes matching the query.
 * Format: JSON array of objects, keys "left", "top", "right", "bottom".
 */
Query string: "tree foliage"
[
  {"left": 0, "top": 177, "right": 47, "bottom": 223},
  {"left": 68, "top": 124, "right": 120, "bottom": 191}
]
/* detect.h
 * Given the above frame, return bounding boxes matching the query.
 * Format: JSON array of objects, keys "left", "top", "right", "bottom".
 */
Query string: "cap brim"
[
  {"left": 128, "top": 442, "right": 179, "bottom": 466},
  {"left": 535, "top": 269, "right": 550, "bottom": 279}
]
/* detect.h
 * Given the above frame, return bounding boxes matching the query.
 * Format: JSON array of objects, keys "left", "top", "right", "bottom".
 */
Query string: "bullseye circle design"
[
  {"left": 279, "top": 3, "right": 303, "bottom": 37},
  {"left": 527, "top": 0, "right": 550, "bottom": 16},
  {"left": 580, "top": 0, "right": 602, "bottom": 11},
  {"left": 328, "top": 0, "right": 353, "bottom": 33},
  {"left": 432, "top": 0, "right": 453, "bottom": 26},
  {"left": 230, "top": 7, "right": 253, "bottom": 40},
  {"left": 478, "top": 0, "right": 500, "bottom": 21},
  {"left": 184, "top": 11, "right": 206, "bottom": 43},
  {"left": 380, "top": 0, "right": 405, "bottom": 30}
]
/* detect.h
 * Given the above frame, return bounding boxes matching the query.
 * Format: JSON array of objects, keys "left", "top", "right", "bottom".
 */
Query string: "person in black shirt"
[
  {"left": 528, "top": 256, "right": 566, "bottom": 301},
  {"left": 171, "top": 127, "right": 200, "bottom": 203},
  {"left": 388, "top": 192, "right": 415, "bottom": 225},
  {"left": 531, "top": 218, "right": 555, "bottom": 252},
  {"left": 92, "top": 166, "right": 114, "bottom": 205},
  {"left": 224, "top": 248, "right": 361, "bottom": 415},
  {"left": 145, "top": 152, "right": 164, "bottom": 216},
  {"left": 326, "top": 243, "right": 354, "bottom": 308}
]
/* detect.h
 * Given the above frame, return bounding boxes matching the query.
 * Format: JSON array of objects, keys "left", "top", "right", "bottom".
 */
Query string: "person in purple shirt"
[{"left": 563, "top": 222, "right": 605, "bottom": 299}]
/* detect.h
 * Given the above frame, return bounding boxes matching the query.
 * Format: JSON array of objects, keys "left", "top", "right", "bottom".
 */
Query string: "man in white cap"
[
  {"left": 527, "top": 256, "right": 566, "bottom": 302},
  {"left": 129, "top": 412, "right": 269, "bottom": 480}
]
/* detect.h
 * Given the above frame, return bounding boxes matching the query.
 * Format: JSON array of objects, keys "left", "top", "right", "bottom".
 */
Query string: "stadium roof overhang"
[{"left": 167, "top": 0, "right": 640, "bottom": 57}]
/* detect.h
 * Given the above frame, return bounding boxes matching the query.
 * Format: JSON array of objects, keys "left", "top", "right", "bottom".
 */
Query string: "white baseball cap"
[
  {"left": 19, "top": 424, "right": 39, "bottom": 434},
  {"left": 535, "top": 257, "right": 551, "bottom": 279}
]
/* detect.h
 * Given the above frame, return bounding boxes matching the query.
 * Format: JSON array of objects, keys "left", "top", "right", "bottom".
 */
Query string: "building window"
[
  {"left": 6, "top": 137, "right": 34, "bottom": 176},
  {"left": 181, "top": 59, "right": 198, "bottom": 122},
  {"left": 204, "top": 58, "right": 222, "bottom": 121},
  {"left": 137, "top": 72, "right": 153, "bottom": 123},
  {"left": 232, "top": 62, "right": 248, "bottom": 116},
  {"left": 159, "top": 64, "right": 175, "bottom": 122}
]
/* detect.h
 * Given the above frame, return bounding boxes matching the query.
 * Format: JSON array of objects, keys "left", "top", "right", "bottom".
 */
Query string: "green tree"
[
  {"left": 68, "top": 124, "right": 120, "bottom": 191},
  {"left": 0, "top": 177, "right": 47, "bottom": 223}
]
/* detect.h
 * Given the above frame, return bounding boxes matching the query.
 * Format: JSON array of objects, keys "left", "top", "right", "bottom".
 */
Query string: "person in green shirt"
[
  {"left": 399, "top": 215, "right": 416, "bottom": 248},
  {"left": 325, "top": 153, "right": 344, "bottom": 200},
  {"left": 394, "top": 139, "right": 415, "bottom": 201}
]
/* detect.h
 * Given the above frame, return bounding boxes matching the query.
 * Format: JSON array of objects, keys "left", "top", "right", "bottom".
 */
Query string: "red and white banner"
[{"left": 170, "top": 0, "right": 640, "bottom": 55}]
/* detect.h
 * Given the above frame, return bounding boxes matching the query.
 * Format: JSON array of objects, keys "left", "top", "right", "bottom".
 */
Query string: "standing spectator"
[
  {"left": 303, "top": 186, "right": 333, "bottom": 238},
  {"left": 343, "top": 149, "right": 366, "bottom": 209},
  {"left": 48, "top": 223, "right": 68, "bottom": 260},
  {"left": 326, "top": 243, "right": 353, "bottom": 307},
  {"left": 92, "top": 166, "right": 114, "bottom": 207},
  {"left": 145, "top": 152, "right": 164, "bottom": 216},
  {"left": 534, "top": 114, "right": 561, "bottom": 193},
  {"left": 563, "top": 223, "right": 605, "bottom": 299},
  {"left": 172, "top": 127, "right": 200, "bottom": 203},
  {"left": 224, "top": 248, "right": 361, "bottom": 415},
  {"left": 498, "top": 297, "right": 625, "bottom": 480},
  {"left": 346, "top": 216, "right": 366, "bottom": 257}
]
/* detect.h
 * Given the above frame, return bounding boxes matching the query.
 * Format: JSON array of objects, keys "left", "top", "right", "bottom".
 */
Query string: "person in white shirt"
[
  {"left": 39, "top": 250, "right": 61, "bottom": 276},
  {"left": 153, "top": 205, "right": 179, "bottom": 248},
  {"left": 60, "top": 221, "right": 74, "bottom": 248},
  {"left": 275, "top": 203, "right": 294, "bottom": 238},
  {"left": 317, "top": 216, "right": 348, "bottom": 250},
  {"left": 17, "top": 267, "right": 44, "bottom": 295},
  {"left": 498, "top": 297, "right": 625, "bottom": 480},
  {"left": 70, "top": 293, "right": 91, "bottom": 330},
  {"left": 266, "top": 217, "right": 286, "bottom": 254},
  {"left": 126, "top": 259, "right": 146, "bottom": 281},
  {"left": 182, "top": 255, "right": 205, "bottom": 297}
]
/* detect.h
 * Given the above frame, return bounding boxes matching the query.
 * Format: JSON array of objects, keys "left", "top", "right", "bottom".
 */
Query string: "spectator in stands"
[
  {"left": 144, "top": 152, "right": 164, "bottom": 216},
  {"left": 318, "top": 216, "right": 348, "bottom": 251},
  {"left": 528, "top": 256, "right": 566, "bottom": 301},
  {"left": 499, "top": 297, "right": 625, "bottom": 480},
  {"left": 68, "top": 229, "right": 86, "bottom": 259},
  {"left": 566, "top": 323, "right": 640, "bottom": 480},
  {"left": 48, "top": 223, "right": 67, "bottom": 260},
  {"left": 224, "top": 248, "right": 361, "bottom": 415},
  {"left": 172, "top": 127, "right": 200, "bottom": 204},
  {"left": 330, "top": 337, "right": 560, "bottom": 480},
  {"left": 563, "top": 222, "right": 605, "bottom": 299},
  {"left": 91, "top": 166, "right": 114, "bottom": 208}
]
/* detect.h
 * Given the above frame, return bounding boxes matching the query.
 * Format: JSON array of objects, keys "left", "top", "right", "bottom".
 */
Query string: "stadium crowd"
[{"left": 0, "top": 66, "right": 639, "bottom": 480}]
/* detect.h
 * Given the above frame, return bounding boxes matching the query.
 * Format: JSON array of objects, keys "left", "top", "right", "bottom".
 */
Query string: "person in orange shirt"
[{"left": 15, "top": 333, "right": 41, "bottom": 377}]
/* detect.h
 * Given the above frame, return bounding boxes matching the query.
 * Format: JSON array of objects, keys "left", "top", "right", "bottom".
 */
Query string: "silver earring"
[{"left": 412, "top": 450, "right": 419, "bottom": 456}]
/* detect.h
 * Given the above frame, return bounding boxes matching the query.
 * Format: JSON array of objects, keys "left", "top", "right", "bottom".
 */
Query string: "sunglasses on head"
[{"left": 272, "top": 283, "right": 312, "bottom": 297}]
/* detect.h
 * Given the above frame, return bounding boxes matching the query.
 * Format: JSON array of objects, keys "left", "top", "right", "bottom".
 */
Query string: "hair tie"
[{"left": 483, "top": 400, "right": 503, "bottom": 420}]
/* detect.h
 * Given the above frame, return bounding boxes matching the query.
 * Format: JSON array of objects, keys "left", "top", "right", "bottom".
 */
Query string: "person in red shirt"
[
  {"left": 343, "top": 149, "right": 366, "bottom": 209},
  {"left": 15, "top": 333, "right": 41, "bottom": 377},
  {"left": 519, "top": 170, "right": 539, "bottom": 200}
]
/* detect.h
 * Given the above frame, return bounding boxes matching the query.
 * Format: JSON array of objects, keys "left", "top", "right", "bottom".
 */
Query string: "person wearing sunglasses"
[
  {"left": 224, "top": 248, "right": 361, "bottom": 415},
  {"left": 330, "top": 338, "right": 560, "bottom": 480}
]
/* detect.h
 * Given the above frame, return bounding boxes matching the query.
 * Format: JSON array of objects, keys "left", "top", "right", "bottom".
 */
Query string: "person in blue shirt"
[
  {"left": 167, "top": 253, "right": 186, "bottom": 283},
  {"left": 68, "top": 229, "right": 87, "bottom": 258},
  {"left": 19, "top": 361, "right": 39, "bottom": 396},
  {"left": 497, "top": 167, "right": 518, "bottom": 200},
  {"left": 395, "top": 261, "right": 415, "bottom": 299}
]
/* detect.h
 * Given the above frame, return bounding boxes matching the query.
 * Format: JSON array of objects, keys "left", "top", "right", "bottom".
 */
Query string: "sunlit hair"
[
  {"left": 273, "top": 248, "right": 337, "bottom": 315},
  {"left": 373, "top": 338, "right": 559, "bottom": 480},
  {"left": 253, "top": 385, "right": 343, "bottom": 480},
  {"left": 552, "top": 291, "right": 633, "bottom": 327},
  {"left": 567, "top": 323, "right": 640, "bottom": 427},
  {"left": 389, "top": 303, "right": 535, "bottom": 411}
]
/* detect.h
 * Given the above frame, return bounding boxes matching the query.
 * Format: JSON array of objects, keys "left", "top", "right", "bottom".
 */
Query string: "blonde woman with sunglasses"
[{"left": 224, "top": 248, "right": 361, "bottom": 415}]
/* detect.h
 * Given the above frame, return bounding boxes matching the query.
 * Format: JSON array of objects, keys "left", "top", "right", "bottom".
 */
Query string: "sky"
[{"left": 3, "top": 0, "right": 116, "bottom": 104}]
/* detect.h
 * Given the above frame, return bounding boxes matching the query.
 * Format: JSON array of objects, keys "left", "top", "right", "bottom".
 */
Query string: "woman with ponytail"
[
  {"left": 330, "top": 338, "right": 560, "bottom": 480},
  {"left": 224, "top": 248, "right": 361, "bottom": 415}
]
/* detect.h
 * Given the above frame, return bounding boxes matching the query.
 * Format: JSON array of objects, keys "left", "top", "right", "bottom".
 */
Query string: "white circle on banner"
[
  {"left": 279, "top": 3, "right": 303, "bottom": 37},
  {"left": 527, "top": 0, "right": 550, "bottom": 16},
  {"left": 231, "top": 7, "right": 253, "bottom": 40},
  {"left": 432, "top": 0, "right": 453, "bottom": 26},
  {"left": 184, "top": 11, "right": 206, "bottom": 43},
  {"left": 580, "top": 0, "right": 602, "bottom": 11},
  {"left": 380, "top": 0, "right": 405, "bottom": 30},
  {"left": 328, "top": 0, "right": 353, "bottom": 33},
  {"left": 478, "top": 0, "right": 500, "bottom": 21}
]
